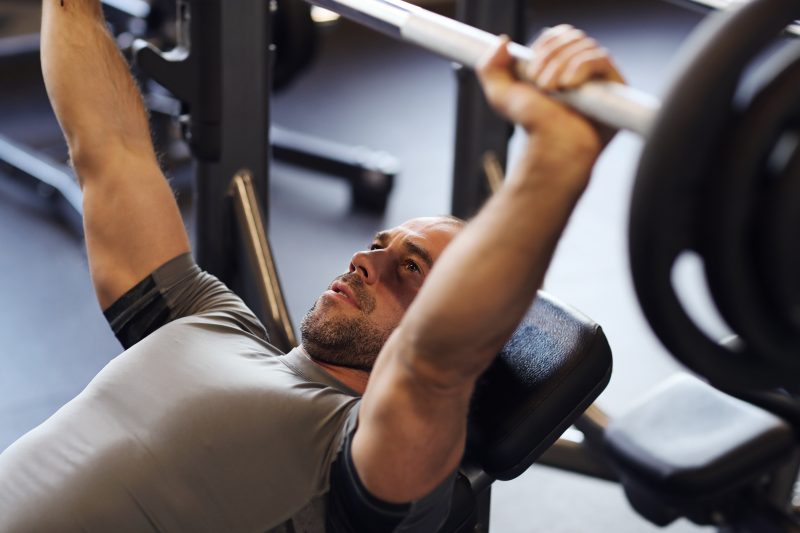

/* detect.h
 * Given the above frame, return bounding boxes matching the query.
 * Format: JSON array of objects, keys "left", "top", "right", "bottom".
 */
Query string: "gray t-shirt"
[{"left": 0, "top": 255, "right": 364, "bottom": 532}]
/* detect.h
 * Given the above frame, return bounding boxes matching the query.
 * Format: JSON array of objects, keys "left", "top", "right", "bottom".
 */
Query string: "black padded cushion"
[
  {"left": 605, "top": 374, "right": 795, "bottom": 495},
  {"left": 603, "top": 374, "right": 796, "bottom": 525},
  {"left": 466, "top": 291, "right": 613, "bottom": 481}
]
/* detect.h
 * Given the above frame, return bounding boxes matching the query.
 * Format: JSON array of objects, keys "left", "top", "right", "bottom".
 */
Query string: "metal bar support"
[
  {"left": 537, "top": 437, "right": 619, "bottom": 482},
  {"left": 0, "top": 134, "right": 83, "bottom": 236},
  {"left": 449, "top": 0, "right": 521, "bottom": 218},
  {"left": 229, "top": 171, "right": 297, "bottom": 353},
  {"left": 473, "top": 486, "right": 491, "bottom": 533}
]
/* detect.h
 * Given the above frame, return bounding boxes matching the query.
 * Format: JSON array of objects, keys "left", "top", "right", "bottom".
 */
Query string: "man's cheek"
[{"left": 383, "top": 284, "right": 418, "bottom": 312}]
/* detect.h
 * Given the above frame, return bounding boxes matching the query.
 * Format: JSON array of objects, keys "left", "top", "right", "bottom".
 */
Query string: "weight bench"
[{"left": 438, "top": 291, "right": 613, "bottom": 532}]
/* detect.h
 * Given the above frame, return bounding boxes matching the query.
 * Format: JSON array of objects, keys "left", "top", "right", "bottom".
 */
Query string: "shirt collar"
[{"left": 280, "top": 347, "right": 361, "bottom": 397}]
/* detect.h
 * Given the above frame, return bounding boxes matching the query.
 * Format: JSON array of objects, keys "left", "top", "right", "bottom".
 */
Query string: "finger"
[
  {"left": 525, "top": 27, "right": 587, "bottom": 83},
  {"left": 559, "top": 49, "right": 626, "bottom": 89},
  {"left": 529, "top": 24, "right": 577, "bottom": 50},
  {"left": 477, "top": 35, "right": 513, "bottom": 77},
  {"left": 476, "top": 37, "right": 516, "bottom": 113},
  {"left": 536, "top": 38, "right": 599, "bottom": 92}
]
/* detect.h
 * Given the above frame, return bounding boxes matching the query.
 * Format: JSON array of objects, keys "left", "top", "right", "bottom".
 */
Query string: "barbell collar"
[{"left": 307, "top": 0, "right": 660, "bottom": 136}]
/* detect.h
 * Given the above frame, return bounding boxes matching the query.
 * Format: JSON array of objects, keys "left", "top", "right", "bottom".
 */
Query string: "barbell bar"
[
  {"left": 306, "top": 0, "right": 661, "bottom": 136},
  {"left": 666, "top": 0, "right": 800, "bottom": 36}
]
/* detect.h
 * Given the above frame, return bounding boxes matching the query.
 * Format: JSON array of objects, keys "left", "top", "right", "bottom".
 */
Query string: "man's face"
[{"left": 300, "top": 216, "right": 462, "bottom": 370}]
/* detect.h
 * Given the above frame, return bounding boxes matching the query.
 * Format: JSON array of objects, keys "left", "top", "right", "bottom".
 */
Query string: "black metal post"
[
  {"left": 473, "top": 486, "right": 491, "bottom": 533},
  {"left": 451, "top": 0, "right": 525, "bottom": 218},
  {"left": 195, "top": 0, "right": 271, "bottom": 305},
  {"left": 135, "top": 0, "right": 272, "bottom": 319}
]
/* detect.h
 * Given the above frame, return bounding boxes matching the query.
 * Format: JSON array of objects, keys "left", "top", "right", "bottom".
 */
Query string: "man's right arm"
[
  {"left": 353, "top": 26, "right": 623, "bottom": 506},
  {"left": 41, "top": 0, "right": 190, "bottom": 309}
]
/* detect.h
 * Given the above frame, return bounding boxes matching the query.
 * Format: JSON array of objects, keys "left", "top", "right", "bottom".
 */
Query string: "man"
[{"left": 0, "top": 0, "right": 623, "bottom": 531}]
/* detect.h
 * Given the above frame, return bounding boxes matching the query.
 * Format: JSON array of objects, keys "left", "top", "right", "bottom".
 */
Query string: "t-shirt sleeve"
[
  {"left": 103, "top": 253, "right": 268, "bottom": 349},
  {"left": 326, "top": 412, "right": 456, "bottom": 533}
]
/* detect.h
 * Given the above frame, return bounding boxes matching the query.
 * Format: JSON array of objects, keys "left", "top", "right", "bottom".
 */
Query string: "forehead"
[{"left": 378, "top": 217, "right": 461, "bottom": 259}]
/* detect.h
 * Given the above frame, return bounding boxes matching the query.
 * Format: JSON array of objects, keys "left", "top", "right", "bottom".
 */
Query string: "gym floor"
[{"left": 0, "top": 0, "right": 716, "bottom": 531}]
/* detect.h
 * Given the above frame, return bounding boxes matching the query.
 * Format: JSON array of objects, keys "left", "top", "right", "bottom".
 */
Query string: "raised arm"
[
  {"left": 354, "top": 26, "right": 623, "bottom": 503},
  {"left": 41, "top": 0, "right": 190, "bottom": 309}
]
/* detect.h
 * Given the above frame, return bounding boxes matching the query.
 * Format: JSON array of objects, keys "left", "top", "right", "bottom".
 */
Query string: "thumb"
[
  {"left": 477, "top": 37, "right": 566, "bottom": 132},
  {"left": 476, "top": 37, "right": 516, "bottom": 113}
]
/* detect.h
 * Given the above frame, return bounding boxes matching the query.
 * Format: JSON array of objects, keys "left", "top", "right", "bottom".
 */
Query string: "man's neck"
[{"left": 298, "top": 345, "right": 370, "bottom": 395}]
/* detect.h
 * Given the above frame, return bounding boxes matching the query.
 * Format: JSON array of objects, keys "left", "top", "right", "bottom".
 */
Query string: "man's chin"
[
  {"left": 299, "top": 306, "right": 388, "bottom": 372},
  {"left": 305, "top": 346, "right": 376, "bottom": 372},
  {"left": 300, "top": 336, "right": 378, "bottom": 372}
]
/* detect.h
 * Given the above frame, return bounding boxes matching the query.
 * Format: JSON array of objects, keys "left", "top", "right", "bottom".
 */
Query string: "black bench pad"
[
  {"left": 466, "top": 291, "right": 613, "bottom": 481},
  {"left": 603, "top": 373, "right": 796, "bottom": 525}
]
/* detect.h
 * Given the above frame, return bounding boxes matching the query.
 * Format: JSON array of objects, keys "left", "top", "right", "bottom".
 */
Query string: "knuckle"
[
  {"left": 576, "top": 48, "right": 606, "bottom": 64},
  {"left": 593, "top": 46, "right": 610, "bottom": 58},
  {"left": 570, "top": 28, "right": 586, "bottom": 39},
  {"left": 549, "top": 24, "right": 574, "bottom": 34},
  {"left": 536, "top": 24, "right": 572, "bottom": 46}
]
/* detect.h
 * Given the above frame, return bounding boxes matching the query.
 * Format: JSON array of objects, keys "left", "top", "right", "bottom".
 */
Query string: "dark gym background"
[{"left": 0, "top": 0, "right": 716, "bottom": 530}]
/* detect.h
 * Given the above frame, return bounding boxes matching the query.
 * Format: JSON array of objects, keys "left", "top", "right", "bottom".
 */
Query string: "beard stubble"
[{"left": 299, "top": 273, "right": 394, "bottom": 371}]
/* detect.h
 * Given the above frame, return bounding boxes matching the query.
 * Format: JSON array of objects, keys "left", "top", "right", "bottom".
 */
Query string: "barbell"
[
  {"left": 304, "top": 0, "right": 800, "bottom": 393},
  {"left": 307, "top": 0, "right": 660, "bottom": 136}
]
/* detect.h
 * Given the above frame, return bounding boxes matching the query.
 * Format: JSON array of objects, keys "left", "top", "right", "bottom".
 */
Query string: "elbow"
[
  {"left": 68, "top": 141, "right": 101, "bottom": 186},
  {"left": 69, "top": 140, "right": 156, "bottom": 187}
]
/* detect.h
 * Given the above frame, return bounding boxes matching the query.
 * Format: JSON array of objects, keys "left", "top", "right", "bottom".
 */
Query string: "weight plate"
[
  {"left": 703, "top": 43, "right": 800, "bottom": 374},
  {"left": 759, "top": 131, "right": 800, "bottom": 331},
  {"left": 630, "top": 0, "right": 800, "bottom": 391}
]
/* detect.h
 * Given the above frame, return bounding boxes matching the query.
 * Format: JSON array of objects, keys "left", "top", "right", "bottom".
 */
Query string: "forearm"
[
  {"left": 398, "top": 140, "right": 591, "bottom": 387},
  {"left": 41, "top": 0, "right": 156, "bottom": 174}
]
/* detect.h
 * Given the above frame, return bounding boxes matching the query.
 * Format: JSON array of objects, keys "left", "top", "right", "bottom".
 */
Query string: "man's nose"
[{"left": 349, "top": 250, "right": 385, "bottom": 285}]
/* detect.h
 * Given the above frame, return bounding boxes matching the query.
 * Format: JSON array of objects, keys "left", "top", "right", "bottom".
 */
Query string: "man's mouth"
[{"left": 329, "top": 281, "right": 361, "bottom": 310}]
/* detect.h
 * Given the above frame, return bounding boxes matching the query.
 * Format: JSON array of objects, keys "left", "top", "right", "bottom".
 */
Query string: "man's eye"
[
  {"left": 405, "top": 260, "right": 421, "bottom": 273},
  {"left": 370, "top": 244, "right": 382, "bottom": 251}
]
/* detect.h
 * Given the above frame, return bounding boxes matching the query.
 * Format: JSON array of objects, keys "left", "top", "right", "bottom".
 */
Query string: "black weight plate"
[
  {"left": 703, "top": 43, "right": 800, "bottom": 374},
  {"left": 759, "top": 131, "right": 800, "bottom": 331},
  {"left": 630, "top": 0, "right": 800, "bottom": 392}
]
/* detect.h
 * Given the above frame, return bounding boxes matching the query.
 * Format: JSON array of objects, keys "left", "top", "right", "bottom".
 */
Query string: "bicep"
[
  {"left": 351, "top": 332, "right": 472, "bottom": 505},
  {"left": 80, "top": 155, "right": 190, "bottom": 310}
]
